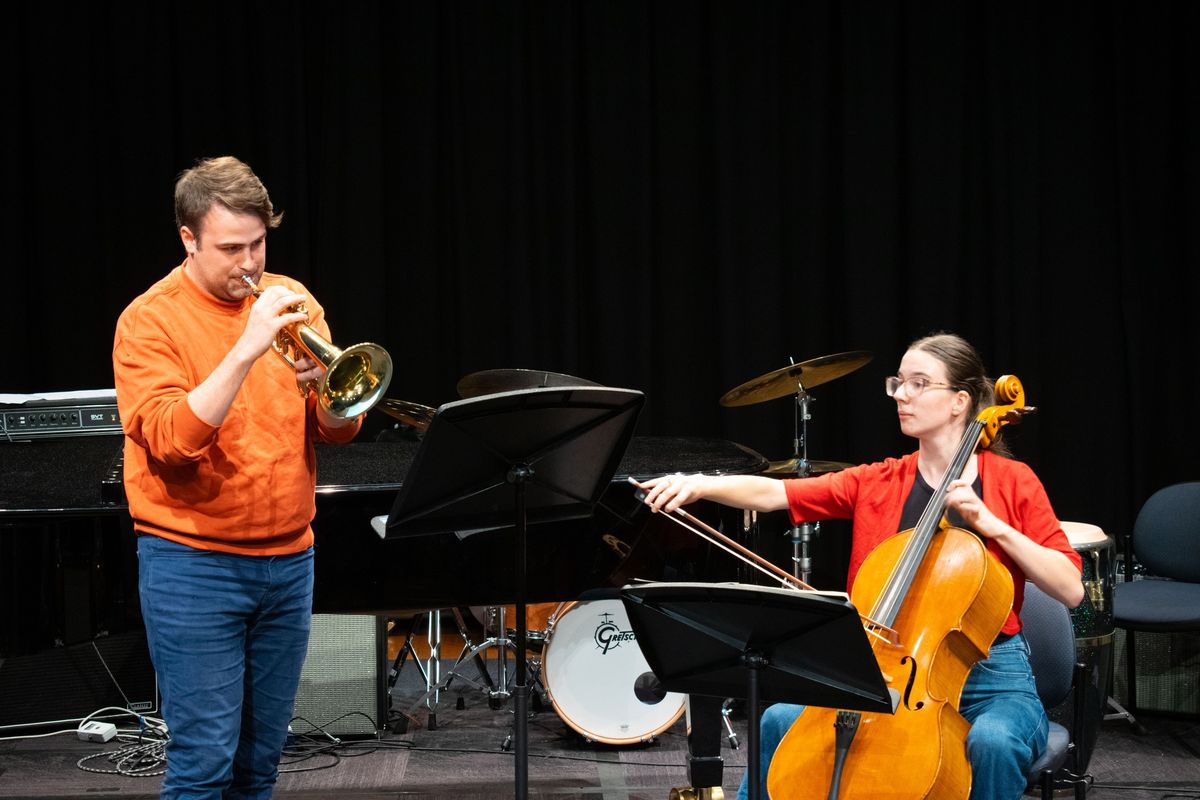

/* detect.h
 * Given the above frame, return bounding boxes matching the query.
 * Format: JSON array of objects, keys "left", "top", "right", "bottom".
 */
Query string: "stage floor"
[
  {"left": 1, "top": 667, "right": 1197, "bottom": 799},
  {"left": 2, "top": 623, "right": 1200, "bottom": 800}
]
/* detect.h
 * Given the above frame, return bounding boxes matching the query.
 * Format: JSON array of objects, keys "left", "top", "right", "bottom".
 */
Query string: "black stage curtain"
[{"left": 3, "top": 1, "right": 1197, "bottom": 546}]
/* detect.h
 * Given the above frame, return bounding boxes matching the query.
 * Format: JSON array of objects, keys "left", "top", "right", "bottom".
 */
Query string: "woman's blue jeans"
[
  {"left": 736, "top": 633, "right": 1047, "bottom": 800},
  {"left": 138, "top": 534, "right": 314, "bottom": 800}
]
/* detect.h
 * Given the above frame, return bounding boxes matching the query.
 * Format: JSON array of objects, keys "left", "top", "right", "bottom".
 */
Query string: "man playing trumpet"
[{"left": 112, "top": 156, "right": 362, "bottom": 799}]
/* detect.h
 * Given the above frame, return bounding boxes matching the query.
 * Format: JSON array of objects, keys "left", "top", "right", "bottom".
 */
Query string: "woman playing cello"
[{"left": 639, "top": 333, "right": 1084, "bottom": 800}]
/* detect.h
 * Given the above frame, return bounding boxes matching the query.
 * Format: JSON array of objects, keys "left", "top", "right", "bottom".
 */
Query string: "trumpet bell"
[{"left": 320, "top": 342, "right": 393, "bottom": 418}]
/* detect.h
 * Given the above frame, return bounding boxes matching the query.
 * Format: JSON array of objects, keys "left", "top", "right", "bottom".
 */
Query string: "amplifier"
[
  {"left": 1, "top": 390, "right": 122, "bottom": 441},
  {"left": 1114, "top": 627, "right": 1200, "bottom": 716},
  {"left": 1110, "top": 562, "right": 1200, "bottom": 717},
  {"left": 292, "top": 614, "right": 387, "bottom": 737}
]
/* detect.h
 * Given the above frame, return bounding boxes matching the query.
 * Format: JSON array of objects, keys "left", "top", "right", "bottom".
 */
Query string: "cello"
[{"left": 765, "top": 375, "right": 1033, "bottom": 800}]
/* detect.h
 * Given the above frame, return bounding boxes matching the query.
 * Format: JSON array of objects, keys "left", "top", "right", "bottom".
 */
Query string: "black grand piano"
[
  {"left": 0, "top": 432, "right": 768, "bottom": 657},
  {"left": 310, "top": 435, "right": 767, "bottom": 615}
]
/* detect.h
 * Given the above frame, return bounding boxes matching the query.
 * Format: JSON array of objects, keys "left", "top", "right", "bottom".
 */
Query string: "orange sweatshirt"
[{"left": 112, "top": 264, "right": 361, "bottom": 555}]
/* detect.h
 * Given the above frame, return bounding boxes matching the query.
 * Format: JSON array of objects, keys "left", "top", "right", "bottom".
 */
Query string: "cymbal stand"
[{"left": 786, "top": 383, "right": 820, "bottom": 584}]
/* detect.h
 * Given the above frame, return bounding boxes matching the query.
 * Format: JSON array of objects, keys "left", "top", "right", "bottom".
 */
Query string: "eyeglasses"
[{"left": 884, "top": 375, "right": 956, "bottom": 398}]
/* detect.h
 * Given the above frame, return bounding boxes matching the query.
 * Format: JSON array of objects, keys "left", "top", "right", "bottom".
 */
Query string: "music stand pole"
[
  {"left": 620, "top": 582, "right": 892, "bottom": 800},
  {"left": 744, "top": 652, "right": 765, "bottom": 800},
  {"left": 383, "top": 386, "right": 644, "bottom": 800},
  {"left": 509, "top": 464, "right": 531, "bottom": 799}
]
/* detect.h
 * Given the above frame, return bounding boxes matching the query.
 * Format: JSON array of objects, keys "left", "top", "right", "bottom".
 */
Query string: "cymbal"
[
  {"left": 377, "top": 398, "right": 436, "bottom": 431},
  {"left": 764, "top": 458, "right": 855, "bottom": 477},
  {"left": 719, "top": 350, "right": 873, "bottom": 407},
  {"left": 457, "top": 368, "right": 601, "bottom": 399}
]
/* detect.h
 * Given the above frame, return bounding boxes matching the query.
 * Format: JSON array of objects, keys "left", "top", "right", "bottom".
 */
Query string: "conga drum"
[{"left": 1048, "top": 521, "right": 1116, "bottom": 773}]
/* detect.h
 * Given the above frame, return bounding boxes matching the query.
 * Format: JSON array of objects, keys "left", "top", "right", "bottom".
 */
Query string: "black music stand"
[
  {"left": 620, "top": 581, "right": 893, "bottom": 800},
  {"left": 385, "top": 386, "right": 644, "bottom": 800}
]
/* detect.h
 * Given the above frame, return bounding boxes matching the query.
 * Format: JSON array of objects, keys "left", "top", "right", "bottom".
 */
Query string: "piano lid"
[{"left": 313, "top": 435, "right": 768, "bottom": 495}]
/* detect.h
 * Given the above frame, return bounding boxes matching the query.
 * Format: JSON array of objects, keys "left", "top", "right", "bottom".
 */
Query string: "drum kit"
[{"left": 381, "top": 355, "right": 872, "bottom": 745}]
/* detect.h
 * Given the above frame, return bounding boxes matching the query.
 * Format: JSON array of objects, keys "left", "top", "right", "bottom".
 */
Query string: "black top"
[{"left": 898, "top": 469, "right": 983, "bottom": 539}]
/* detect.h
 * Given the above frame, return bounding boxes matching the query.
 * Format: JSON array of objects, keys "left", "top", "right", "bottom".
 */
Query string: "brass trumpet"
[{"left": 242, "top": 275, "right": 393, "bottom": 418}]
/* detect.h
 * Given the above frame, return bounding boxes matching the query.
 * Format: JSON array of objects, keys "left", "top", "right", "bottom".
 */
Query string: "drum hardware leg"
[
  {"left": 525, "top": 656, "right": 548, "bottom": 712},
  {"left": 389, "top": 613, "right": 438, "bottom": 710},
  {"left": 1103, "top": 695, "right": 1145, "bottom": 732},
  {"left": 387, "top": 614, "right": 426, "bottom": 696},
  {"left": 449, "top": 607, "right": 497, "bottom": 691},
  {"left": 489, "top": 606, "right": 515, "bottom": 709},
  {"left": 387, "top": 615, "right": 433, "bottom": 734},
  {"left": 425, "top": 609, "right": 442, "bottom": 729},
  {"left": 721, "top": 698, "right": 739, "bottom": 749}
]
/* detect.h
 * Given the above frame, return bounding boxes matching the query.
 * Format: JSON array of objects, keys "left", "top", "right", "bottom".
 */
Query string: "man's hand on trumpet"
[
  {"left": 293, "top": 354, "right": 323, "bottom": 394},
  {"left": 238, "top": 283, "right": 307, "bottom": 362}
]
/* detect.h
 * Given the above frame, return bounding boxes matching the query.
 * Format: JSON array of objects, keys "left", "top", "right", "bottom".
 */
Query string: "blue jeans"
[
  {"left": 737, "top": 634, "right": 1047, "bottom": 800},
  {"left": 138, "top": 535, "right": 313, "bottom": 800}
]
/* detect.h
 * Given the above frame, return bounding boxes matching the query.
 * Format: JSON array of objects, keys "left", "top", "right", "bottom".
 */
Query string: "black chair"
[
  {"left": 1021, "top": 581, "right": 1088, "bottom": 799},
  {"left": 1113, "top": 482, "right": 1200, "bottom": 715}
]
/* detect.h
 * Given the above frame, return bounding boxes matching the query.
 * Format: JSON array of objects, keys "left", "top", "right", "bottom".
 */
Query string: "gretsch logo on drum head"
[{"left": 593, "top": 611, "right": 637, "bottom": 654}]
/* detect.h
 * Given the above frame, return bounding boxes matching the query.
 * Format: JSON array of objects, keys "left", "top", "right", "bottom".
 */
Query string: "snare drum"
[
  {"left": 541, "top": 599, "right": 686, "bottom": 744},
  {"left": 1047, "top": 520, "right": 1116, "bottom": 774}
]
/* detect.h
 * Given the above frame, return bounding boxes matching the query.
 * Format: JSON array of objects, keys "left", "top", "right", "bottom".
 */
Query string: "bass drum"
[
  {"left": 1049, "top": 521, "right": 1116, "bottom": 774},
  {"left": 541, "top": 599, "right": 686, "bottom": 744}
]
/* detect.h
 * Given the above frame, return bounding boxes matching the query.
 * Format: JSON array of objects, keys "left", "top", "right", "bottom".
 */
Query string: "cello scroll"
[{"left": 977, "top": 374, "right": 1036, "bottom": 451}]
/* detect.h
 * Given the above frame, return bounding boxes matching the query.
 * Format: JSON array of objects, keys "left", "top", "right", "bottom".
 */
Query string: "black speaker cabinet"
[
  {"left": 0, "top": 629, "right": 159, "bottom": 732},
  {"left": 291, "top": 614, "right": 387, "bottom": 737}
]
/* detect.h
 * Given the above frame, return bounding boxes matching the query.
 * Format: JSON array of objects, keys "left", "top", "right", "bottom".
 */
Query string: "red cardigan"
[{"left": 783, "top": 450, "right": 1081, "bottom": 634}]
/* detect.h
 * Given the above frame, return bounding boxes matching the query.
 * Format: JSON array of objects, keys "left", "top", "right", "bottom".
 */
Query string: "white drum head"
[
  {"left": 542, "top": 599, "right": 685, "bottom": 745},
  {"left": 1061, "top": 520, "right": 1107, "bottom": 546}
]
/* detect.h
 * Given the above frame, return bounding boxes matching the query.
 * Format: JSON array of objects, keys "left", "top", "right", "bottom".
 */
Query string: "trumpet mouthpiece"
[{"left": 240, "top": 275, "right": 262, "bottom": 296}]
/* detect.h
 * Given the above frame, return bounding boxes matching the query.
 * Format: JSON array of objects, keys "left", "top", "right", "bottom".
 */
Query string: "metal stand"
[
  {"left": 403, "top": 606, "right": 547, "bottom": 749},
  {"left": 1103, "top": 694, "right": 1148, "bottom": 737},
  {"left": 721, "top": 698, "right": 739, "bottom": 749},
  {"left": 390, "top": 609, "right": 497, "bottom": 731},
  {"left": 387, "top": 613, "right": 439, "bottom": 731},
  {"left": 786, "top": 387, "right": 818, "bottom": 584},
  {"left": 424, "top": 610, "right": 442, "bottom": 728}
]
